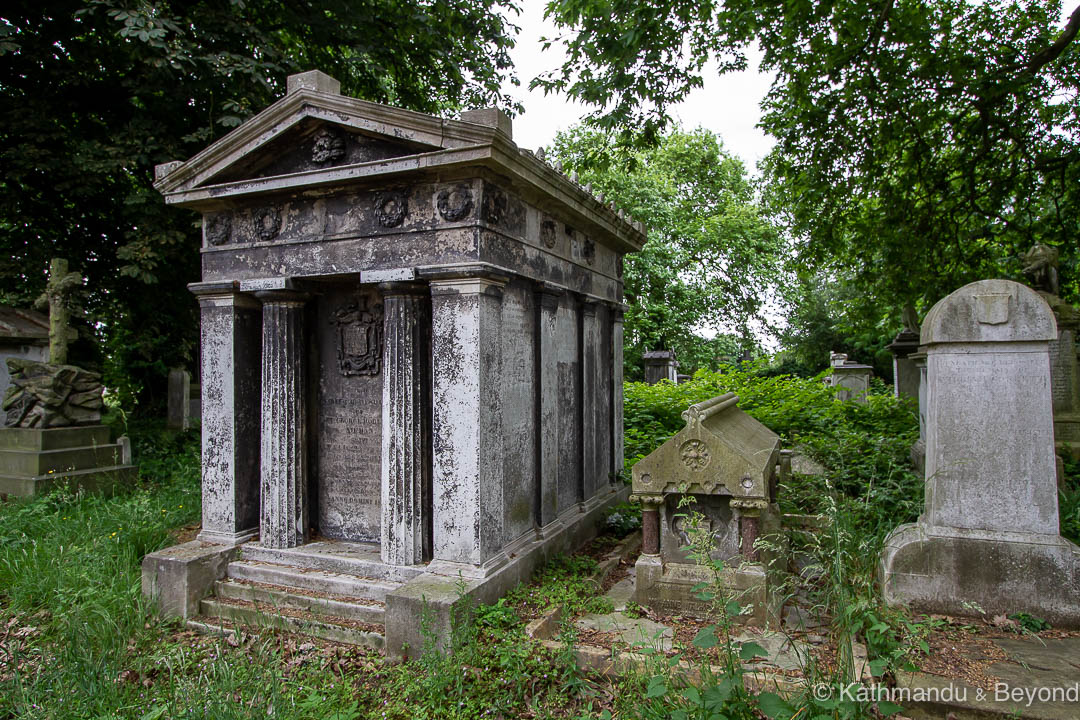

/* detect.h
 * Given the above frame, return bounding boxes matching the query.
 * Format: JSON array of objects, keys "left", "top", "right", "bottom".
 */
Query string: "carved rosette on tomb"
[{"left": 630, "top": 393, "right": 786, "bottom": 625}]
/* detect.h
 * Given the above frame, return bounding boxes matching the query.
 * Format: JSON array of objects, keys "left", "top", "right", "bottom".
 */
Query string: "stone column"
[
  {"left": 256, "top": 290, "right": 308, "bottom": 549},
  {"left": 191, "top": 284, "right": 261, "bottom": 545},
  {"left": 733, "top": 499, "right": 766, "bottom": 562},
  {"left": 611, "top": 305, "right": 625, "bottom": 480},
  {"left": 380, "top": 283, "right": 432, "bottom": 565},
  {"left": 428, "top": 272, "right": 507, "bottom": 568},
  {"left": 635, "top": 494, "right": 663, "bottom": 555},
  {"left": 535, "top": 283, "right": 562, "bottom": 530},
  {"left": 580, "top": 300, "right": 598, "bottom": 502}
]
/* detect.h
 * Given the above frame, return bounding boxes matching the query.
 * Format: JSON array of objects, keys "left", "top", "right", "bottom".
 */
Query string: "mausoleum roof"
[
  {"left": 154, "top": 70, "right": 646, "bottom": 254},
  {"left": 0, "top": 306, "right": 50, "bottom": 342}
]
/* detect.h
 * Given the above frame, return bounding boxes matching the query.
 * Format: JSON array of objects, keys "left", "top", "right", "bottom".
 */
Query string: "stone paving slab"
[
  {"left": 576, "top": 612, "right": 674, "bottom": 651},
  {"left": 898, "top": 636, "right": 1080, "bottom": 719}
]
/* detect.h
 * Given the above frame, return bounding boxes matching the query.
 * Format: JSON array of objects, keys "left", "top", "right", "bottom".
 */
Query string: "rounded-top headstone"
[{"left": 921, "top": 279, "right": 1056, "bottom": 345}]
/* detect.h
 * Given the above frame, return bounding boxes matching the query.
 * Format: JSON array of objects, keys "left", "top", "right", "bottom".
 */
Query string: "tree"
[
  {"left": 537, "top": 0, "right": 1080, "bottom": 330},
  {"left": 0, "top": 0, "right": 519, "bottom": 407},
  {"left": 550, "top": 126, "right": 781, "bottom": 378}
]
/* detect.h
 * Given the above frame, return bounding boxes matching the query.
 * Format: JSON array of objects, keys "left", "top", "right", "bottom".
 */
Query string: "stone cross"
[{"left": 34, "top": 258, "right": 83, "bottom": 366}]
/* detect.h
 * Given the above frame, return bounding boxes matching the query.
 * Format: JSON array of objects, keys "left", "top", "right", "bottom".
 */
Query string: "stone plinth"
[
  {"left": 0, "top": 425, "right": 136, "bottom": 497},
  {"left": 826, "top": 352, "right": 873, "bottom": 403},
  {"left": 881, "top": 279, "right": 1080, "bottom": 626}
]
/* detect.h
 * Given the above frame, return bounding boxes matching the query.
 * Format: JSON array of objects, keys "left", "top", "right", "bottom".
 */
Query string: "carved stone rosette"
[
  {"left": 374, "top": 190, "right": 408, "bottom": 227},
  {"left": 436, "top": 184, "right": 473, "bottom": 221}
]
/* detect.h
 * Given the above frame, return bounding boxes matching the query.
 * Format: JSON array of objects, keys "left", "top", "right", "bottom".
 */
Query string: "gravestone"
[
  {"left": 0, "top": 261, "right": 135, "bottom": 496},
  {"left": 166, "top": 368, "right": 200, "bottom": 431},
  {"left": 643, "top": 350, "right": 678, "bottom": 384},
  {"left": 1022, "top": 244, "right": 1080, "bottom": 459},
  {"left": 631, "top": 393, "right": 785, "bottom": 626},
  {"left": 826, "top": 352, "right": 873, "bottom": 403},
  {"left": 140, "top": 70, "right": 645, "bottom": 657},
  {"left": 0, "top": 306, "right": 55, "bottom": 400},
  {"left": 880, "top": 279, "right": 1080, "bottom": 626}
]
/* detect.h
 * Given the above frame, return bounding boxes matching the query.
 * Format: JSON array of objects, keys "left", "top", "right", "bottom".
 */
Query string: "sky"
[{"left": 500, "top": 0, "right": 777, "bottom": 171}]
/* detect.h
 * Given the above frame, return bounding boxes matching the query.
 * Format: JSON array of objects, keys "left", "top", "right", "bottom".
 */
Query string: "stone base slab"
[
  {"left": 141, "top": 540, "right": 240, "bottom": 619},
  {"left": 0, "top": 425, "right": 111, "bottom": 451},
  {"left": 881, "top": 523, "right": 1080, "bottom": 627},
  {"left": 384, "top": 483, "right": 629, "bottom": 659},
  {"left": 0, "top": 464, "right": 137, "bottom": 497},
  {"left": 0, "top": 425, "right": 135, "bottom": 497},
  {"left": 633, "top": 555, "right": 779, "bottom": 627}
]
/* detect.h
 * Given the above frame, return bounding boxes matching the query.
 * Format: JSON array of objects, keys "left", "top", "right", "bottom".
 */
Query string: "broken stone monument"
[
  {"left": 826, "top": 352, "right": 873, "bottom": 403},
  {"left": 1022, "top": 243, "right": 1080, "bottom": 459},
  {"left": 643, "top": 350, "right": 678, "bottom": 384},
  {"left": 140, "top": 70, "right": 644, "bottom": 658},
  {"left": 880, "top": 279, "right": 1080, "bottom": 626},
  {"left": 0, "top": 261, "right": 135, "bottom": 496},
  {"left": 631, "top": 392, "right": 785, "bottom": 626}
]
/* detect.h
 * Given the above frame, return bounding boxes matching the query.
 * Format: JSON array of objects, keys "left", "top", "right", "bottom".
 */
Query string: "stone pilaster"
[
  {"left": 380, "top": 282, "right": 432, "bottom": 565},
  {"left": 535, "top": 283, "right": 563, "bottom": 529},
  {"left": 256, "top": 290, "right": 308, "bottom": 549},
  {"left": 732, "top": 499, "right": 767, "bottom": 562},
  {"left": 428, "top": 272, "right": 507, "bottom": 567},
  {"left": 580, "top": 299, "right": 598, "bottom": 501},
  {"left": 611, "top": 305, "right": 625, "bottom": 480},
  {"left": 191, "top": 283, "right": 261, "bottom": 545}
]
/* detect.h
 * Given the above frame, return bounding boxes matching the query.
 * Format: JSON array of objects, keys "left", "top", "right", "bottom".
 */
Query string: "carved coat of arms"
[{"left": 330, "top": 296, "right": 384, "bottom": 376}]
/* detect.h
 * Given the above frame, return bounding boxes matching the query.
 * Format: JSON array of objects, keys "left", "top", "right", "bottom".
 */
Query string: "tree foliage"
[
  {"left": 550, "top": 126, "right": 781, "bottom": 377},
  {"left": 0, "top": 0, "right": 519, "bottom": 407},
  {"left": 539, "top": 0, "right": 1080, "bottom": 330}
]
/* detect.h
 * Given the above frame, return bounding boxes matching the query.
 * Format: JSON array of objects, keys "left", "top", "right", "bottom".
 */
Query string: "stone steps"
[
  {"left": 213, "top": 579, "right": 384, "bottom": 624},
  {"left": 191, "top": 600, "right": 385, "bottom": 650},
  {"left": 238, "top": 540, "right": 424, "bottom": 583},
  {"left": 225, "top": 560, "right": 401, "bottom": 601}
]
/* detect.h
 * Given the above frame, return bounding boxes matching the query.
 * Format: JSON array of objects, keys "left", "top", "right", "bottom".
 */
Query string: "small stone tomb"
[
  {"left": 643, "top": 350, "right": 678, "bottom": 384},
  {"left": 141, "top": 70, "right": 644, "bottom": 658},
  {"left": 880, "top": 279, "right": 1080, "bottom": 626},
  {"left": 826, "top": 352, "right": 873, "bottom": 403},
  {"left": 631, "top": 393, "right": 787, "bottom": 625}
]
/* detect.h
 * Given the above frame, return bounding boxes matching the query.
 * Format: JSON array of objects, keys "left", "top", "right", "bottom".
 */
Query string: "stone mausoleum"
[{"left": 141, "top": 71, "right": 644, "bottom": 657}]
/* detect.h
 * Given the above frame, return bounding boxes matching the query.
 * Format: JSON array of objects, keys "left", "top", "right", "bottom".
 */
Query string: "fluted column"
[
  {"left": 256, "top": 290, "right": 308, "bottom": 549},
  {"left": 380, "top": 282, "right": 432, "bottom": 565}
]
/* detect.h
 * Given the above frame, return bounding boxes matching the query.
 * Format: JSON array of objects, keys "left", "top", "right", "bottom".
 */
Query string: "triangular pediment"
[
  {"left": 206, "top": 117, "right": 429, "bottom": 185},
  {"left": 154, "top": 86, "right": 502, "bottom": 196}
]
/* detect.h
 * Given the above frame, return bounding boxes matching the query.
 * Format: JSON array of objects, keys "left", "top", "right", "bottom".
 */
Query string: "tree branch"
[{"left": 1026, "top": 3, "right": 1080, "bottom": 73}]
